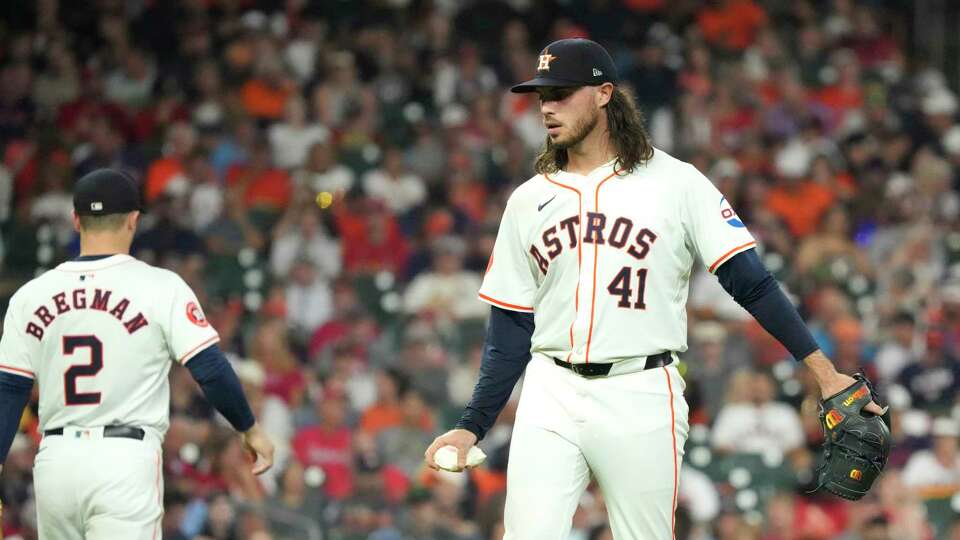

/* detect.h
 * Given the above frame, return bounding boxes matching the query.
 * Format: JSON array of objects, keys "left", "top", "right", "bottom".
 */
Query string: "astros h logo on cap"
[
  {"left": 511, "top": 38, "right": 618, "bottom": 93},
  {"left": 537, "top": 52, "right": 556, "bottom": 72}
]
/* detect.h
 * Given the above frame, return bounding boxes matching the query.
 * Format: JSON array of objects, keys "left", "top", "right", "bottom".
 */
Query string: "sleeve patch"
[{"left": 186, "top": 302, "right": 209, "bottom": 327}]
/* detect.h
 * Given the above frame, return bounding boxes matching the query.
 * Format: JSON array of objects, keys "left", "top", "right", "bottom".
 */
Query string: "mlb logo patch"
[{"left": 91, "top": 202, "right": 103, "bottom": 211}]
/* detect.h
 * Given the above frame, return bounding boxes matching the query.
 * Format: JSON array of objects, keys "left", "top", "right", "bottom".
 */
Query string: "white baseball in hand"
[{"left": 434, "top": 445, "right": 486, "bottom": 471}]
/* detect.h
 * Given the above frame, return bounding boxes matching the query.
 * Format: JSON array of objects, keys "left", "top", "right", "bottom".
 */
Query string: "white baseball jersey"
[
  {"left": 0, "top": 254, "right": 219, "bottom": 436},
  {"left": 479, "top": 149, "right": 756, "bottom": 364}
]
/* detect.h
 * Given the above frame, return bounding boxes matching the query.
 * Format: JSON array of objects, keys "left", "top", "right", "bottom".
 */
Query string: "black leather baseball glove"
[{"left": 813, "top": 374, "right": 892, "bottom": 500}]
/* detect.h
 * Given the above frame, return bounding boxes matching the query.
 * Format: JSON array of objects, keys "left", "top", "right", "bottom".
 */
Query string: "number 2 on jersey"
[
  {"left": 63, "top": 335, "right": 103, "bottom": 406},
  {"left": 607, "top": 266, "right": 648, "bottom": 309}
]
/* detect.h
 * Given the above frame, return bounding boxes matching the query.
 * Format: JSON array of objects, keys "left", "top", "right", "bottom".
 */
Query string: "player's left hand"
[
  {"left": 240, "top": 423, "right": 275, "bottom": 475},
  {"left": 819, "top": 372, "right": 886, "bottom": 416},
  {"left": 806, "top": 351, "right": 885, "bottom": 415},
  {"left": 814, "top": 373, "right": 891, "bottom": 500}
]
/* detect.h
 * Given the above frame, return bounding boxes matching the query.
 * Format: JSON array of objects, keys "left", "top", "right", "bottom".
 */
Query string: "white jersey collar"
[
  {"left": 552, "top": 157, "right": 621, "bottom": 181},
  {"left": 56, "top": 254, "right": 135, "bottom": 272}
]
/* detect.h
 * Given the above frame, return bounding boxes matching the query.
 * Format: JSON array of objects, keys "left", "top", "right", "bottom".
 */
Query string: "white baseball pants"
[
  {"left": 34, "top": 427, "right": 164, "bottom": 539},
  {"left": 504, "top": 355, "right": 689, "bottom": 539}
]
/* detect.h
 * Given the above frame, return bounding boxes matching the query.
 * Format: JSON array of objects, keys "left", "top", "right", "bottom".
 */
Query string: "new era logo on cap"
[{"left": 593, "top": 68, "right": 602, "bottom": 76}]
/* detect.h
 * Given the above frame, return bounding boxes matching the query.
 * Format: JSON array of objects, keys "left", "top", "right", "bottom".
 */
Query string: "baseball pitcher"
[{"left": 425, "top": 39, "right": 889, "bottom": 539}]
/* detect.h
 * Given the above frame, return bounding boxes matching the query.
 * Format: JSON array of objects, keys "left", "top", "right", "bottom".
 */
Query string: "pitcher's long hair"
[{"left": 534, "top": 86, "right": 654, "bottom": 175}]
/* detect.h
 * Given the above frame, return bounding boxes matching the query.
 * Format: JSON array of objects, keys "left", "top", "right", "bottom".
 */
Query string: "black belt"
[
  {"left": 44, "top": 425, "right": 145, "bottom": 440},
  {"left": 553, "top": 351, "right": 673, "bottom": 378}
]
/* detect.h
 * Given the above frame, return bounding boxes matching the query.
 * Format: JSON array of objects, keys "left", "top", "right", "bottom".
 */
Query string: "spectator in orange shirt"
[
  {"left": 241, "top": 56, "right": 294, "bottom": 121},
  {"left": 809, "top": 154, "right": 856, "bottom": 202},
  {"left": 361, "top": 368, "right": 433, "bottom": 437},
  {"left": 766, "top": 152, "right": 836, "bottom": 238},
  {"left": 144, "top": 121, "right": 196, "bottom": 202},
  {"left": 226, "top": 142, "right": 292, "bottom": 222},
  {"left": 766, "top": 183, "right": 835, "bottom": 239},
  {"left": 697, "top": 0, "right": 767, "bottom": 52}
]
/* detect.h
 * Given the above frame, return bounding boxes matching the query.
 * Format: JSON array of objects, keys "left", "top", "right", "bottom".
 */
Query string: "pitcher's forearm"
[{"left": 456, "top": 306, "right": 534, "bottom": 440}]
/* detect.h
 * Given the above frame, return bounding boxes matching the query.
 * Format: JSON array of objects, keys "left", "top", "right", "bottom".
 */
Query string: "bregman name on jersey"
[{"left": 24, "top": 288, "right": 148, "bottom": 340}]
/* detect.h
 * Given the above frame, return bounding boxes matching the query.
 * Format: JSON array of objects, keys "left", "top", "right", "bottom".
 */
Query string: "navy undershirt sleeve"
[
  {"left": 456, "top": 306, "right": 534, "bottom": 440},
  {"left": 715, "top": 248, "right": 820, "bottom": 361},
  {"left": 185, "top": 344, "right": 256, "bottom": 432},
  {"left": 0, "top": 372, "right": 32, "bottom": 463}
]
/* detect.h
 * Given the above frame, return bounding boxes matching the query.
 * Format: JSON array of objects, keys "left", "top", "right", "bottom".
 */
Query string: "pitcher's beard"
[{"left": 551, "top": 109, "right": 600, "bottom": 150}]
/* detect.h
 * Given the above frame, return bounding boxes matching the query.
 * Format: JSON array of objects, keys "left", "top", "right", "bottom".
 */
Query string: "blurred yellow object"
[{"left": 316, "top": 191, "right": 333, "bottom": 209}]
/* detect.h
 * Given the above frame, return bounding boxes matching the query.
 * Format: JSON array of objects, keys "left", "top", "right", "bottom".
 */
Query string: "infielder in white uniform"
[
  {"left": 424, "top": 39, "right": 882, "bottom": 539},
  {"left": 0, "top": 169, "right": 274, "bottom": 539}
]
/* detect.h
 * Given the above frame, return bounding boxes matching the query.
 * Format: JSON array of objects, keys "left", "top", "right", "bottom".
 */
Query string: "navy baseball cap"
[
  {"left": 73, "top": 168, "right": 144, "bottom": 216},
  {"left": 510, "top": 38, "right": 618, "bottom": 93}
]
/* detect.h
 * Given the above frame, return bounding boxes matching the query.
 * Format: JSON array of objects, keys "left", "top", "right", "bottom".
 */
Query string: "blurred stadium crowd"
[{"left": 0, "top": 0, "right": 959, "bottom": 538}]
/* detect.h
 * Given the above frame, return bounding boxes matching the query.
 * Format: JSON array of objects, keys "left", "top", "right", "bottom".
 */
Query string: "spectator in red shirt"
[
  {"left": 308, "top": 279, "right": 365, "bottom": 360},
  {"left": 293, "top": 389, "right": 354, "bottom": 500},
  {"left": 336, "top": 198, "right": 410, "bottom": 277},
  {"left": 845, "top": 6, "right": 898, "bottom": 69},
  {"left": 250, "top": 318, "right": 307, "bottom": 407},
  {"left": 762, "top": 490, "right": 846, "bottom": 540},
  {"left": 352, "top": 430, "right": 411, "bottom": 506},
  {"left": 56, "top": 66, "right": 130, "bottom": 146},
  {"left": 815, "top": 50, "right": 864, "bottom": 127}
]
